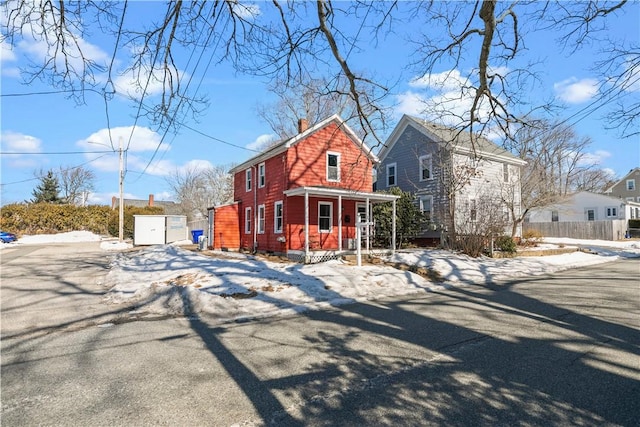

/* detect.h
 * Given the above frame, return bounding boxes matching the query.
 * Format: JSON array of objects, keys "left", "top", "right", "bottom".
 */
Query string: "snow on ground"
[
  {"left": 4, "top": 231, "right": 639, "bottom": 324},
  {"left": 0, "top": 230, "right": 133, "bottom": 251}
]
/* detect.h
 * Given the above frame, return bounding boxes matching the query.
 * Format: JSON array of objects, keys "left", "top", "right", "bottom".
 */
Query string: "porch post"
[
  {"left": 304, "top": 190, "right": 310, "bottom": 263},
  {"left": 338, "top": 195, "right": 343, "bottom": 252},
  {"left": 392, "top": 199, "right": 396, "bottom": 254},
  {"left": 365, "top": 197, "right": 370, "bottom": 252}
]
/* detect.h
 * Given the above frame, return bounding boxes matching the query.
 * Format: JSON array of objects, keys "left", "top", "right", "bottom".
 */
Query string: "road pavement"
[{"left": 1, "top": 243, "right": 639, "bottom": 426}]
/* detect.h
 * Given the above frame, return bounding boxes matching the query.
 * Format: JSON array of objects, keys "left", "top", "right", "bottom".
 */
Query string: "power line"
[{"left": 0, "top": 150, "right": 113, "bottom": 155}]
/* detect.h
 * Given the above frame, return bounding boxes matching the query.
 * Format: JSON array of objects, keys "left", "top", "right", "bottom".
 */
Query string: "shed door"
[{"left": 134, "top": 216, "right": 166, "bottom": 245}]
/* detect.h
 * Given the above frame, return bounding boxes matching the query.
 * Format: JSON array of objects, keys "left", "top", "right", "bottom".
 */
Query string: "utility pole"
[{"left": 118, "top": 136, "right": 124, "bottom": 242}]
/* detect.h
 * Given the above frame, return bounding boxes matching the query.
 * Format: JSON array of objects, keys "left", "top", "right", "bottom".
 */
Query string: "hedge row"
[{"left": 0, "top": 203, "right": 164, "bottom": 238}]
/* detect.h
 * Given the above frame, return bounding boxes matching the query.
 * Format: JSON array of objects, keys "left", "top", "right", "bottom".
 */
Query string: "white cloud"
[
  {"left": 229, "top": 2, "right": 261, "bottom": 20},
  {"left": 1, "top": 40, "right": 16, "bottom": 63},
  {"left": 246, "top": 133, "right": 277, "bottom": 151},
  {"left": 554, "top": 77, "right": 599, "bottom": 104},
  {"left": 409, "top": 69, "right": 468, "bottom": 91},
  {"left": 580, "top": 149, "right": 611, "bottom": 166},
  {"left": 113, "top": 65, "right": 179, "bottom": 98},
  {"left": 0, "top": 131, "right": 43, "bottom": 168}
]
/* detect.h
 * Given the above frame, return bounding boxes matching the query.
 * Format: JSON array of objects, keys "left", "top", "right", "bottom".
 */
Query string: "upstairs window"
[
  {"left": 245, "top": 168, "right": 252, "bottom": 192},
  {"left": 419, "top": 155, "right": 433, "bottom": 181},
  {"left": 258, "top": 163, "right": 265, "bottom": 188},
  {"left": 327, "top": 152, "right": 340, "bottom": 181},
  {"left": 627, "top": 179, "right": 636, "bottom": 191},
  {"left": 387, "top": 163, "right": 397, "bottom": 187}
]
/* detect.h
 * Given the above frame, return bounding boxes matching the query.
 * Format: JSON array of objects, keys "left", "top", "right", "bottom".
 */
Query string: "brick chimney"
[
  {"left": 148, "top": 194, "right": 154, "bottom": 207},
  {"left": 298, "top": 118, "right": 309, "bottom": 134}
]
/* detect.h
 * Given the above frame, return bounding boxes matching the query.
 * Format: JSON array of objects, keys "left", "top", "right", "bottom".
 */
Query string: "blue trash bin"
[{"left": 191, "top": 229, "right": 204, "bottom": 243}]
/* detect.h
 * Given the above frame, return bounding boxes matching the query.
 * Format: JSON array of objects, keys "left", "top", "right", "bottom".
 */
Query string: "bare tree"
[
  {"left": 166, "top": 164, "right": 233, "bottom": 220},
  {"left": 58, "top": 165, "right": 96, "bottom": 205},
  {"left": 501, "top": 118, "right": 613, "bottom": 237},
  {"left": 2, "top": 1, "right": 635, "bottom": 146}
]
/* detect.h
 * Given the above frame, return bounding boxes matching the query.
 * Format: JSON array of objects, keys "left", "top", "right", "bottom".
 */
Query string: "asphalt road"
[{"left": 1, "top": 243, "right": 639, "bottom": 426}]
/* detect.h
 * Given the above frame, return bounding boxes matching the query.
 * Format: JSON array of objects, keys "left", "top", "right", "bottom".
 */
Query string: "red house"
[{"left": 210, "top": 115, "right": 398, "bottom": 263}]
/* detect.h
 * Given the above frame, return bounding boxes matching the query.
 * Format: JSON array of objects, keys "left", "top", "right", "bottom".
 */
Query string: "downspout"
[{"left": 253, "top": 164, "right": 257, "bottom": 253}]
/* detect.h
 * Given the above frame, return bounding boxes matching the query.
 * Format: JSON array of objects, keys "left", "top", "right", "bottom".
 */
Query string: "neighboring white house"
[
  {"left": 377, "top": 115, "right": 527, "bottom": 241},
  {"left": 527, "top": 191, "right": 640, "bottom": 222}
]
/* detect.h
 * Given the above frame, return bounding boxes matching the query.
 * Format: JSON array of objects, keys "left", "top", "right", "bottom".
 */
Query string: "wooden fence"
[{"left": 524, "top": 219, "right": 628, "bottom": 241}]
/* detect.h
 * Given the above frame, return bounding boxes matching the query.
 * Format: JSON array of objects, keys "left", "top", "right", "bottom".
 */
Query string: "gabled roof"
[
  {"left": 605, "top": 167, "right": 640, "bottom": 193},
  {"left": 230, "top": 115, "right": 378, "bottom": 174},
  {"left": 378, "top": 115, "right": 526, "bottom": 166}
]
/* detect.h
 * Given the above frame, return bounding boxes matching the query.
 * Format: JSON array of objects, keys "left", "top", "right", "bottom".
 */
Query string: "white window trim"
[
  {"left": 419, "top": 155, "right": 433, "bottom": 182},
  {"left": 274, "top": 201, "right": 283, "bottom": 234},
  {"left": 386, "top": 162, "right": 397, "bottom": 187},
  {"left": 258, "top": 162, "right": 265, "bottom": 188},
  {"left": 585, "top": 208, "right": 597, "bottom": 221},
  {"left": 419, "top": 195, "right": 433, "bottom": 219},
  {"left": 245, "top": 168, "right": 252, "bottom": 192},
  {"left": 257, "top": 204, "right": 265, "bottom": 234},
  {"left": 626, "top": 197, "right": 635, "bottom": 202},
  {"left": 605, "top": 206, "right": 618, "bottom": 218},
  {"left": 318, "top": 201, "right": 333, "bottom": 233},
  {"left": 245, "top": 207, "right": 252, "bottom": 234},
  {"left": 326, "top": 151, "right": 341, "bottom": 182},
  {"left": 626, "top": 179, "right": 636, "bottom": 191}
]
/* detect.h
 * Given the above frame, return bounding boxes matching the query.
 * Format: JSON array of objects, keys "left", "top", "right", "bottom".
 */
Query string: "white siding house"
[{"left": 527, "top": 191, "right": 640, "bottom": 223}]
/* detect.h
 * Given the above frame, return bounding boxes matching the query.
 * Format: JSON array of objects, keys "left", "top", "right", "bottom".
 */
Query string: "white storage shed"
[{"left": 133, "top": 215, "right": 188, "bottom": 245}]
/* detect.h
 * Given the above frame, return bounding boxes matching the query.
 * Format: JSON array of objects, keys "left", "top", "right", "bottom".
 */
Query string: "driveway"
[
  {"left": 1, "top": 242, "right": 135, "bottom": 339},
  {"left": 1, "top": 245, "right": 638, "bottom": 426}
]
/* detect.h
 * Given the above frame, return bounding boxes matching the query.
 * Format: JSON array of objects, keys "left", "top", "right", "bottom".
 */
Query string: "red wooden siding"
[
  {"left": 212, "top": 203, "right": 240, "bottom": 250},
  {"left": 231, "top": 120, "right": 375, "bottom": 253},
  {"left": 287, "top": 122, "right": 373, "bottom": 192}
]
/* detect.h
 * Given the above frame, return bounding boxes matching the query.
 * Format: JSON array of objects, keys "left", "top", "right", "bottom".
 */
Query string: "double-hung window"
[
  {"left": 258, "top": 163, "right": 265, "bottom": 188},
  {"left": 274, "top": 201, "right": 283, "bottom": 234},
  {"left": 318, "top": 202, "right": 332, "bottom": 233},
  {"left": 585, "top": 208, "right": 596, "bottom": 221},
  {"left": 257, "top": 204, "right": 265, "bottom": 234},
  {"left": 419, "top": 195, "right": 433, "bottom": 221},
  {"left": 551, "top": 210, "right": 559, "bottom": 222},
  {"left": 327, "top": 152, "right": 340, "bottom": 181},
  {"left": 245, "top": 169, "right": 252, "bottom": 192},
  {"left": 245, "top": 207, "right": 252, "bottom": 234},
  {"left": 419, "top": 155, "right": 432, "bottom": 181},
  {"left": 387, "top": 163, "right": 397, "bottom": 187},
  {"left": 627, "top": 179, "right": 636, "bottom": 191},
  {"left": 606, "top": 207, "right": 618, "bottom": 218}
]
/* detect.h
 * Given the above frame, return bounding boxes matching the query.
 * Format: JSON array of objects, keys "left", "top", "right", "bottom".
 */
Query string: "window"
[
  {"left": 503, "top": 163, "right": 509, "bottom": 182},
  {"left": 245, "top": 207, "right": 252, "bottom": 234},
  {"left": 245, "top": 168, "right": 252, "bottom": 192},
  {"left": 627, "top": 197, "right": 635, "bottom": 202},
  {"left": 419, "top": 155, "right": 432, "bottom": 181},
  {"left": 257, "top": 204, "right": 265, "bottom": 234},
  {"left": 419, "top": 195, "right": 433, "bottom": 221},
  {"left": 470, "top": 199, "right": 477, "bottom": 222},
  {"left": 551, "top": 210, "right": 559, "bottom": 222},
  {"left": 637, "top": 197, "right": 640, "bottom": 203},
  {"left": 318, "top": 202, "right": 332, "bottom": 233},
  {"left": 586, "top": 208, "right": 596, "bottom": 221},
  {"left": 258, "top": 163, "right": 265, "bottom": 188},
  {"left": 274, "top": 201, "right": 283, "bottom": 233},
  {"left": 386, "top": 163, "right": 397, "bottom": 187},
  {"left": 327, "top": 152, "right": 340, "bottom": 181},
  {"left": 627, "top": 179, "right": 636, "bottom": 191},
  {"left": 606, "top": 207, "right": 618, "bottom": 218}
]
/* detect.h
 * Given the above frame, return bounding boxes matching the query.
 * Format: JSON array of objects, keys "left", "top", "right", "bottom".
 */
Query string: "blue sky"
[{"left": 1, "top": 1, "right": 639, "bottom": 206}]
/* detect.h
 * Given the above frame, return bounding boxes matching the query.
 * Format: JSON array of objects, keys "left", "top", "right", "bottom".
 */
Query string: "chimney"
[
  {"left": 111, "top": 196, "right": 117, "bottom": 210},
  {"left": 298, "top": 118, "right": 309, "bottom": 134},
  {"left": 148, "top": 194, "right": 154, "bottom": 207}
]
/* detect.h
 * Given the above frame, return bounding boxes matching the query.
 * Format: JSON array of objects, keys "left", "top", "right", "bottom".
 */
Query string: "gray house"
[
  {"left": 377, "top": 115, "right": 527, "bottom": 242},
  {"left": 605, "top": 167, "right": 640, "bottom": 203}
]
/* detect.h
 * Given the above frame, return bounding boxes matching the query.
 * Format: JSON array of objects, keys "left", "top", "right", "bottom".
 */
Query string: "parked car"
[{"left": 0, "top": 231, "right": 17, "bottom": 243}]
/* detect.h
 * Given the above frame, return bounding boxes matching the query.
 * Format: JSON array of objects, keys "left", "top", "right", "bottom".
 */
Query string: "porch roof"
[{"left": 283, "top": 186, "right": 400, "bottom": 203}]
